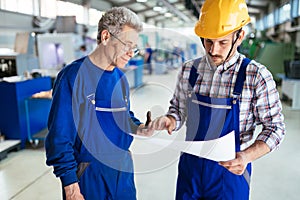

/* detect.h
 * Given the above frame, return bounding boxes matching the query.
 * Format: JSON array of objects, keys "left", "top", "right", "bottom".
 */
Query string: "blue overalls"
[
  {"left": 67, "top": 58, "right": 137, "bottom": 200},
  {"left": 76, "top": 73, "right": 136, "bottom": 200},
  {"left": 176, "top": 58, "right": 252, "bottom": 200}
]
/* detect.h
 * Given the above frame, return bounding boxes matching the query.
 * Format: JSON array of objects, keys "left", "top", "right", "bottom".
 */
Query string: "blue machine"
[
  {"left": 128, "top": 58, "right": 144, "bottom": 88},
  {"left": 0, "top": 76, "right": 52, "bottom": 148}
]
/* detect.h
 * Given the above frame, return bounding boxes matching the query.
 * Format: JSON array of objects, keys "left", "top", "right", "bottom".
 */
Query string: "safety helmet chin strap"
[
  {"left": 200, "top": 37, "right": 205, "bottom": 46},
  {"left": 223, "top": 29, "right": 242, "bottom": 65}
]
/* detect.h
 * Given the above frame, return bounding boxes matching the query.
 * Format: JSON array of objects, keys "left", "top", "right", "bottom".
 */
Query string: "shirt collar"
[{"left": 221, "top": 51, "right": 240, "bottom": 71}]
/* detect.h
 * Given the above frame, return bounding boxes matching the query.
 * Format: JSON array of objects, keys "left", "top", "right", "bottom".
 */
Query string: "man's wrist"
[{"left": 166, "top": 114, "right": 179, "bottom": 131}]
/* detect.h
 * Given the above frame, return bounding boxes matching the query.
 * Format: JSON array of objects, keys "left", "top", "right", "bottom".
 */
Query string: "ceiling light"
[
  {"left": 153, "top": 6, "right": 162, "bottom": 12},
  {"left": 160, "top": 7, "right": 167, "bottom": 13},
  {"left": 136, "top": 0, "right": 147, "bottom": 2},
  {"left": 153, "top": 1, "right": 165, "bottom": 12},
  {"left": 172, "top": 16, "right": 179, "bottom": 22},
  {"left": 165, "top": 12, "right": 172, "bottom": 17}
]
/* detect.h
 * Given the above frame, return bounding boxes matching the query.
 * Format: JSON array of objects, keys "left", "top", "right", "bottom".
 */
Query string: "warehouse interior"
[{"left": 0, "top": 0, "right": 300, "bottom": 199}]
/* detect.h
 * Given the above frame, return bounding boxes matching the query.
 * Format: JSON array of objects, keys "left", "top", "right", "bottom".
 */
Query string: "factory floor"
[{"left": 0, "top": 67, "right": 300, "bottom": 200}]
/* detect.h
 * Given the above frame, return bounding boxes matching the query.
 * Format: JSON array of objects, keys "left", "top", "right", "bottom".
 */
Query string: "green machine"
[
  {"left": 241, "top": 38, "right": 295, "bottom": 83},
  {"left": 239, "top": 37, "right": 262, "bottom": 59},
  {"left": 255, "top": 42, "right": 295, "bottom": 82}
]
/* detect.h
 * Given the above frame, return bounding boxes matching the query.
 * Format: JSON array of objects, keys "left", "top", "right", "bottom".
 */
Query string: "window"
[
  {"left": 1, "top": 0, "right": 18, "bottom": 13},
  {"left": 256, "top": 19, "right": 264, "bottom": 31},
  {"left": 17, "top": 0, "right": 35, "bottom": 15},
  {"left": 278, "top": 3, "right": 291, "bottom": 23},
  {"left": 1, "top": 0, "right": 51, "bottom": 17},
  {"left": 0, "top": 0, "right": 104, "bottom": 27},
  {"left": 274, "top": 8, "right": 280, "bottom": 25},
  {"left": 266, "top": 13, "right": 275, "bottom": 28},
  {"left": 0, "top": 0, "right": 39, "bottom": 15},
  {"left": 40, "top": 0, "right": 56, "bottom": 19},
  {"left": 89, "top": 8, "right": 103, "bottom": 26},
  {"left": 57, "top": 1, "right": 85, "bottom": 24},
  {"left": 291, "top": 0, "right": 299, "bottom": 18}
]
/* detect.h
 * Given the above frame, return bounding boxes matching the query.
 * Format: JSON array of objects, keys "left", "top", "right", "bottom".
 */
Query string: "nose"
[
  {"left": 126, "top": 49, "right": 135, "bottom": 58},
  {"left": 209, "top": 43, "right": 218, "bottom": 55}
]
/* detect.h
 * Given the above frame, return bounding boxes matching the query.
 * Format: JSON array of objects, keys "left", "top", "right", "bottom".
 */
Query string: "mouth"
[
  {"left": 116, "top": 54, "right": 128, "bottom": 62},
  {"left": 210, "top": 56, "right": 223, "bottom": 64},
  {"left": 121, "top": 57, "right": 129, "bottom": 63},
  {"left": 210, "top": 55, "right": 221, "bottom": 59},
  {"left": 208, "top": 52, "right": 221, "bottom": 58},
  {"left": 116, "top": 56, "right": 129, "bottom": 67}
]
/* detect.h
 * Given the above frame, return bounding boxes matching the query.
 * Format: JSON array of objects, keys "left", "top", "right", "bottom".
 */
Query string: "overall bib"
[{"left": 176, "top": 58, "right": 252, "bottom": 200}]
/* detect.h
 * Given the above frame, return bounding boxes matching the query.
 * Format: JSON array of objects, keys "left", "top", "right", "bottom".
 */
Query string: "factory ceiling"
[{"left": 67, "top": 0, "right": 284, "bottom": 28}]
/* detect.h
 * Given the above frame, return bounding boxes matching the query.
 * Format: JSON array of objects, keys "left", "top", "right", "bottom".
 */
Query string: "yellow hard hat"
[{"left": 194, "top": 0, "right": 251, "bottom": 39}]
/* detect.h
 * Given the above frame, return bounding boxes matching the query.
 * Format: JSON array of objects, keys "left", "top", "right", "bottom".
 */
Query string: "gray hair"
[{"left": 97, "top": 7, "right": 143, "bottom": 44}]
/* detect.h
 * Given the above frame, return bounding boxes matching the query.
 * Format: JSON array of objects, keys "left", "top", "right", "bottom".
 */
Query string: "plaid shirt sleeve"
[{"left": 252, "top": 64, "right": 285, "bottom": 151}]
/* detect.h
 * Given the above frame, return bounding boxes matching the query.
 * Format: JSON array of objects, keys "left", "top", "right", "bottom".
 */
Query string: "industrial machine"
[
  {"left": 241, "top": 36, "right": 295, "bottom": 83},
  {"left": 0, "top": 32, "right": 54, "bottom": 154},
  {"left": 284, "top": 60, "right": 300, "bottom": 79},
  {"left": 0, "top": 32, "right": 39, "bottom": 78},
  {"left": 36, "top": 33, "right": 84, "bottom": 70}
]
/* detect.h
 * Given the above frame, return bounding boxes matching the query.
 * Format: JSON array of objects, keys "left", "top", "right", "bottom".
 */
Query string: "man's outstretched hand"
[
  {"left": 136, "top": 112, "right": 176, "bottom": 136},
  {"left": 136, "top": 111, "right": 154, "bottom": 136}
]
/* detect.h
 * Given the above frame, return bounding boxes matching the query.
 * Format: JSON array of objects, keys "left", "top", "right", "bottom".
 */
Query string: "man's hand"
[
  {"left": 218, "top": 151, "right": 249, "bottom": 175},
  {"left": 64, "top": 182, "right": 85, "bottom": 200},
  {"left": 219, "top": 140, "right": 270, "bottom": 175},
  {"left": 136, "top": 111, "right": 154, "bottom": 136},
  {"left": 148, "top": 115, "right": 176, "bottom": 135},
  {"left": 145, "top": 111, "right": 151, "bottom": 126}
]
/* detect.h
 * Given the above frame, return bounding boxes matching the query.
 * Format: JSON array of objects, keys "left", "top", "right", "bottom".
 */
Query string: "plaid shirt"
[{"left": 167, "top": 52, "right": 285, "bottom": 151}]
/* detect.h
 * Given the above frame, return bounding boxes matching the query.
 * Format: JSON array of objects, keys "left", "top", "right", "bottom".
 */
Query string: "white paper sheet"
[{"left": 131, "top": 131, "right": 236, "bottom": 162}]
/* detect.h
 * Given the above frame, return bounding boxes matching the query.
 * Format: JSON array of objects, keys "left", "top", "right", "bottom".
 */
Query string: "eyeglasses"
[{"left": 109, "top": 32, "right": 140, "bottom": 56}]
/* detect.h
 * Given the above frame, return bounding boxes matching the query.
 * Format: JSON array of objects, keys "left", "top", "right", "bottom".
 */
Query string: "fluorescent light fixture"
[
  {"left": 137, "top": 0, "right": 147, "bottom": 2},
  {"left": 160, "top": 7, "right": 167, "bottom": 13},
  {"left": 153, "top": 6, "right": 162, "bottom": 12},
  {"left": 165, "top": 12, "right": 172, "bottom": 17},
  {"left": 172, "top": 16, "right": 179, "bottom": 21}
]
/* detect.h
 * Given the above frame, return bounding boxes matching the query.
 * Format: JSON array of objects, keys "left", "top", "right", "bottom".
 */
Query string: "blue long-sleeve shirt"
[{"left": 45, "top": 56, "right": 141, "bottom": 187}]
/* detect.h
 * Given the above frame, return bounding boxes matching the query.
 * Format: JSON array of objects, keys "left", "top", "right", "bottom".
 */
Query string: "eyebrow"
[
  {"left": 206, "top": 38, "right": 230, "bottom": 43},
  {"left": 124, "top": 40, "right": 134, "bottom": 44},
  {"left": 219, "top": 39, "right": 230, "bottom": 42}
]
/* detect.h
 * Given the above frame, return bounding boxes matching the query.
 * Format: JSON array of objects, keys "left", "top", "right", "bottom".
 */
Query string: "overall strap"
[
  {"left": 233, "top": 58, "right": 251, "bottom": 96},
  {"left": 188, "top": 58, "right": 201, "bottom": 89}
]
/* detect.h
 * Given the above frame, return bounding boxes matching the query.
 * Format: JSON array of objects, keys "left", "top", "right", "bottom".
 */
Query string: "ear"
[
  {"left": 101, "top": 30, "right": 110, "bottom": 44},
  {"left": 237, "top": 30, "right": 245, "bottom": 45}
]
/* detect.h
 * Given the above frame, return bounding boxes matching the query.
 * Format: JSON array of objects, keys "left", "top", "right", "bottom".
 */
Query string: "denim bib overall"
[{"left": 176, "top": 58, "right": 252, "bottom": 200}]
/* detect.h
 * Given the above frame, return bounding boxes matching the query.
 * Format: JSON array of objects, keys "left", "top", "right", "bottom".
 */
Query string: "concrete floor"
[{"left": 0, "top": 67, "right": 299, "bottom": 200}]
